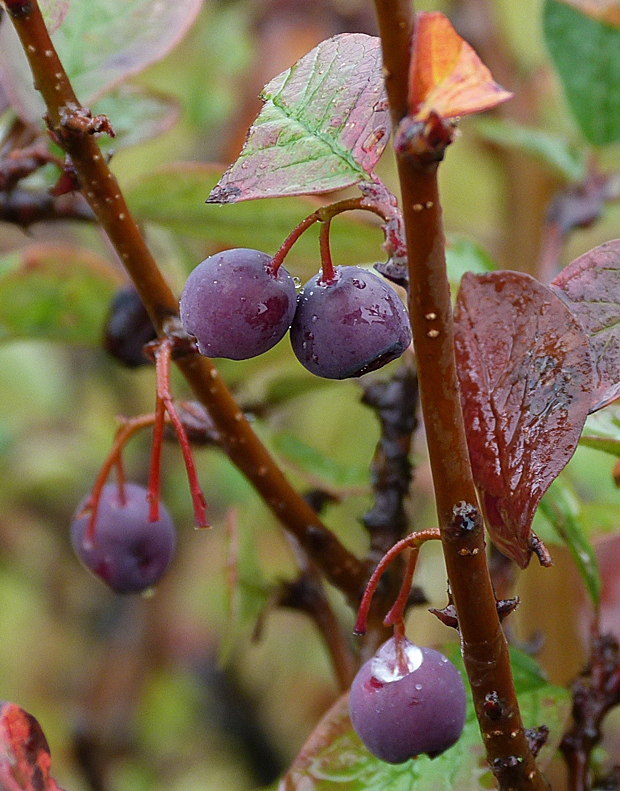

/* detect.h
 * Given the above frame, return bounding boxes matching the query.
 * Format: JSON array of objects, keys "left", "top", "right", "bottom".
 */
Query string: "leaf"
[
  {"left": 92, "top": 84, "right": 180, "bottom": 151},
  {"left": 280, "top": 647, "right": 570, "bottom": 791},
  {"left": 445, "top": 235, "right": 496, "bottom": 298},
  {"left": 454, "top": 270, "right": 594, "bottom": 567},
  {"left": 40, "top": 0, "right": 70, "bottom": 33},
  {"left": 550, "top": 240, "right": 620, "bottom": 412},
  {"left": 0, "top": 701, "right": 65, "bottom": 791},
  {"left": 408, "top": 12, "right": 513, "bottom": 122},
  {"left": 474, "top": 118, "right": 587, "bottom": 182},
  {"left": 544, "top": 0, "right": 620, "bottom": 145},
  {"left": 0, "top": 245, "right": 123, "bottom": 345},
  {"left": 207, "top": 34, "right": 390, "bottom": 203},
  {"left": 273, "top": 432, "right": 369, "bottom": 490},
  {"left": 539, "top": 479, "right": 602, "bottom": 606},
  {"left": 219, "top": 509, "right": 270, "bottom": 666},
  {"left": 557, "top": 0, "right": 620, "bottom": 26},
  {"left": 126, "top": 164, "right": 383, "bottom": 268},
  {"left": 0, "top": 0, "right": 202, "bottom": 124},
  {"left": 580, "top": 402, "right": 620, "bottom": 455}
]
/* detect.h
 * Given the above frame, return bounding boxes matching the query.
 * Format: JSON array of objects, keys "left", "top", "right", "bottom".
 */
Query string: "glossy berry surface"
[
  {"left": 103, "top": 286, "right": 157, "bottom": 367},
  {"left": 180, "top": 248, "right": 297, "bottom": 359},
  {"left": 290, "top": 266, "right": 411, "bottom": 379},
  {"left": 349, "top": 637, "right": 467, "bottom": 764},
  {"left": 71, "top": 483, "right": 176, "bottom": 594}
]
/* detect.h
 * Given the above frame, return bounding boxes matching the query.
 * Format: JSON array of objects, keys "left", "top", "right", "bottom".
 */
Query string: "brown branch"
[
  {"left": 561, "top": 632, "right": 620, "bottom": 791},
  {"left": 3, "top": 0, "right": 369, "bottom": 608},
  {"left": 371, "top": 3, "right": 548, "bottom": 790}
]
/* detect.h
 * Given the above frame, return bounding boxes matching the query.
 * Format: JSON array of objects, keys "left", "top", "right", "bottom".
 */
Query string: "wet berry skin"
[
  {"left": 290, "top": 266, "right": 411, "bottom": 379},
  {"left": 71, "top": 483, "right": 176, "bottom": 594},
  {"left": 180, "top": 248, "right": 297, "bottom": 360},
  {"left": 349, "top": 637, "right": 467, "bottom": 764}
]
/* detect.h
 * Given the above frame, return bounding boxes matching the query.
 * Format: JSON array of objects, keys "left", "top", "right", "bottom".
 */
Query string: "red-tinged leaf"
[
  {"left": 550, "top": 240, "right": 620, "bottom": 412},
  {"left": 208, "top": 34, "right": 390, "bottom": 203},
  {"left": 409, "top": 12, "right": 513, "bottom": 122},
  {"left": 558, "top": 0, "right": 620, "bottom": 26},
  {"left": 454, "top": 271, "right": 594, "bottom": 567},
  {"left": 0, "top": 701, "right": 65, "bottom": 791}
]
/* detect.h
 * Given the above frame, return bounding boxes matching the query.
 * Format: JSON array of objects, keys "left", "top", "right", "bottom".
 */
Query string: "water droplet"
[
  {"left": 257, "top": 302, "right": 267, "bottom": 314},
  {"left": 293, "top": 276, "right": 302, "bottom": 288},
  {"left": 415, "top": 684, "right": 422, "bottom": 691}
]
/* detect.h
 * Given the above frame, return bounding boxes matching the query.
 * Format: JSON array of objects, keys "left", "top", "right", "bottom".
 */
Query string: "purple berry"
[
  {"left": 349, "top": 637, "right": 467, "bottom": 764},
  {"left": 290, "top": 266, "right": 411, "bottom": 379},
  {"left": 103, "top": 286, "right": 157, "bottom": 367},
  {"left": 180, "top": 248, "right": 297, "bottom": 359},
  {"left": 71, "top": 483, "right": 176, "bottom": 594}
]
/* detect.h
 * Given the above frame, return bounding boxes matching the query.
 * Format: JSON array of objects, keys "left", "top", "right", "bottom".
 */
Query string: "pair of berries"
[{"left": 179, "top": 248, "right": 412, "bottom": 379}]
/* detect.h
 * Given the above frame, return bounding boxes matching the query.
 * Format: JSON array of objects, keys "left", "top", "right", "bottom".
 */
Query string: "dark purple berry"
[
  {"left": 290, "top": 266, "right": 411, "bottom": 379},
  {"left": 349, "top": 637, "right": 467, "bottom": 764},
  {"left": 103, "top": 286, "right": 157, "bottom": 367},
  {"left": 180, "top": 248, "right": 296, "bottom": 359},
  {"left": 71, "top": 483, "right": 176, "bottom": 594}
]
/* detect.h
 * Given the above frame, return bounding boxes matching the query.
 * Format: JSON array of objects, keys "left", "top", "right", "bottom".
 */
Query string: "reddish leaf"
[
  {"left": 208, "top": 34, "right": 390, "bottom": 203},
  {"left": 0, "top": 702, "right": 64, "bottom": 791},
  {"left": 550, "top": 240, "right": 620, "bottom": 412},
  {"left": 409, "top": 12, "right": 513, "bottom": 122},
  {"left": 454, "top": 271, "right": 594, "bottom": 567}
]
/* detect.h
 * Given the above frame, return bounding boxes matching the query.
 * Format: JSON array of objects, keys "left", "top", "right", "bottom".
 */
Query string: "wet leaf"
[
  {"left": 126, "top": 164, "right": 383, "bottom": 268},
  {"left": 0, "top": 0, "right": 202, "bottom": 124},
  {"left": 454, "top": 270, "right": 594, "bottom": 567},
  {"left": 92, "top": 85, "right": 180, "bottom": 151},
  {"left": 556, "top": 0, "right": 620, "bottom": 26},
  {"left": 408, "top": 12, "right": 512, "bottom": 122},
  {"left": 279, "top": 647, "right": 570, "bottom": 791},
  {"left": 550, "top": 240, "right": 620, "bottom": 412},
  {"left": 207, "top": 34, "right": 390, "bottom": 203},
  {"left": 474, "top": 118, "right": 586, "bottom": 182},
  {"left": 539, "top": 480, "right": 602, "bottom": 606},
  {"left": 544, "top": 0, "right": 620, "bottom": 145},
  {"left": 0, "top": 245, "right": 123, "bottom": 345},
  {"left": 0, "top": 701, "right": 65, "bottom": 791}
]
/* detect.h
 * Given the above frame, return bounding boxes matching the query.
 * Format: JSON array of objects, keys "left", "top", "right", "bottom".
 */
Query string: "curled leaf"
[
  {"left": 455, "top": 271, "right": 594, "bottom": 567},
  {"left": 409, "top": 12, "right": 513, "bottom": 122}
]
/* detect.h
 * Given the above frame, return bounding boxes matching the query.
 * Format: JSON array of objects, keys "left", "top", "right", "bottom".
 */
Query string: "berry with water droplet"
[
  {"left": 290, "top": 266, "right": 411, "bottom": 379},
  {"left": 349, "top": 637, "right": 467, "bottom": 763},
  {"left": 71, "top": 483, "right": 176, "bottom": 594},
  {"left": 180, "top": 248, "right": 296, "bottom": 359}
]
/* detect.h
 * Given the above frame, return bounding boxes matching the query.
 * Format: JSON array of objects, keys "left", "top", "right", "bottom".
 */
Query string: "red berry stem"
[
  {"left": 82, "top": 413, "right": 157, "bottom": 543},
  {"left": 114, "top": 453, "right": 127, "bottom": 507},
  {"left": 154, "top": 339, "right": 208, "bottom": 528},
  {"left": 318, "top": 219, "right": 337, "bottom": 284},
  {"left": 384, "top": 546, "right": 419, "bottom": 628},
  {"left": 354, "top": 529, "right": 440, "bottom": 635},
  {"left": 147, "top": 392, "right": 166, "bottom": 524}
]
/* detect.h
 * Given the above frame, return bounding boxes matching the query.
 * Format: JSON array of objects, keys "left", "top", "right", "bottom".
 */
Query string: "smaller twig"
[
  {"left": 0, "top": 188, "right": 94, "bottom": 226},
  {"left": 561, "top": 630, "right": 620, "bottom": 791}
]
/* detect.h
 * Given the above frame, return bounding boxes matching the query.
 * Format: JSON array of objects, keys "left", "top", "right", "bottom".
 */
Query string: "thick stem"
[
  {"left": 4, "top": 0, "right": 368, "bottom": 608},
  {"left": 372, "top": 3, "right": 549, "bottom": 789}
]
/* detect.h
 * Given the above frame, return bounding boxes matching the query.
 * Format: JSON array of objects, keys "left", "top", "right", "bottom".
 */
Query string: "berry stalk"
[
  {"left": 3, "top": 0, "right": 370, "bottom": 610},
  {"left": 372, "top": 2, "right": 549, "bottom": 789}
]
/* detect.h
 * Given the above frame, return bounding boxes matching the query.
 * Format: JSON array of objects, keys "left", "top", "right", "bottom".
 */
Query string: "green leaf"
[
  {"left": 273, "top": 432, "right": 369, "bottom": 490},
  {"left": 474, "top": 118, "right": 586, "bottom": 181},
  {"left": 219, "top": 510, "right": 270, "bottom": 666},
  {"left": 208, "top": 34, "right": 390, "bottom": 202},
  {"left": 280, "top": 647, "right": 570, "bottom": 791},
  {"left": 92, "top": 85, "right": 180, "bottom": 151},
  {"left": 445, "top": 235, "right": 496, "bottom": 296},
  {"left": 580, "top": 403, "right": 620, "bottom": 456},
  {"left": 539, "top": 479, "right": 602, "bottom": 606},
  {"left": 0, "top": 246, "right": 122, "bottom": 345},
  {"left": 0, "top": 0, "right": 202, "bottom": 124},
  {"left": 125, "top": 164, "right": 383, "bottom": 269},
  {"left": 544, "top": 0, "right": 620, "bottom": 145}
]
